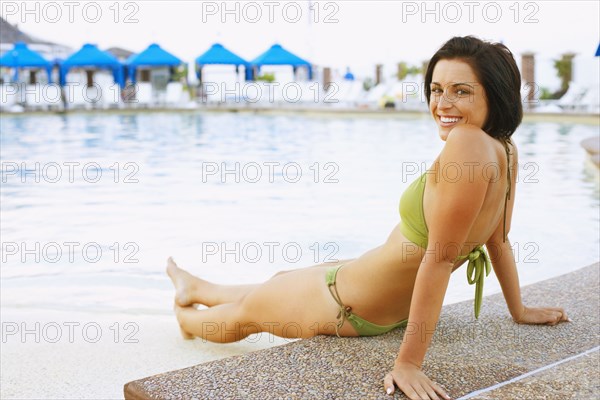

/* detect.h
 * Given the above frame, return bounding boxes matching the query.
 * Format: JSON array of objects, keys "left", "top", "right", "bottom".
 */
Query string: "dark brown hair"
[{"left": 424, "top": 36, "right": 523, "bottom": 141}]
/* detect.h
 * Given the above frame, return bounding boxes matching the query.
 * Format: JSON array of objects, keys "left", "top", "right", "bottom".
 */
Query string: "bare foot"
[
  {"left": 174, "top": 302, "right": 195, "bottom": 340},
  {"left": 166, "top": 257, "right": 201, "bottom": 307}
]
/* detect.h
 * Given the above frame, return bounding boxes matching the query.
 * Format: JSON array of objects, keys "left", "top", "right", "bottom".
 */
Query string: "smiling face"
[{"left": 429, "top": 59, "right": 489, "bottom": 141}]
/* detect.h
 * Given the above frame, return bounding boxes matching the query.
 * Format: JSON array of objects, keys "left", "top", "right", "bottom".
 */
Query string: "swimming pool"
[{"left": 1, "top": 111, "right": 598, "bottom": 314}]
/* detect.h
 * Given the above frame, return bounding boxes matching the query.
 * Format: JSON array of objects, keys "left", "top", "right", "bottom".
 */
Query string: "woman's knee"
[{"left": 236, "top": 294, "right": 263, "bottom": 325}]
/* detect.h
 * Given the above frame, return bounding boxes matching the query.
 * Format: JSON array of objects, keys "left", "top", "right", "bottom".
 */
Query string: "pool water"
[{"left": 1, "top": 112, "right": 598, "bottom": 314}]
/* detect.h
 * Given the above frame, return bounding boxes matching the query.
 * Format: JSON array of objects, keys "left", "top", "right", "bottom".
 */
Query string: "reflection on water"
[{"left": 1, "top": 112, "right": 598, "bottom": 313}]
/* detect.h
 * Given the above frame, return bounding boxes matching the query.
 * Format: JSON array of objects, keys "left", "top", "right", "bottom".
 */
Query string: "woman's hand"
[
  {"left": 384, "top": 361, "right": 451, "bottom": 400},
  {"left": 513, "top": 305, "right": 570, "bottom": 325}
]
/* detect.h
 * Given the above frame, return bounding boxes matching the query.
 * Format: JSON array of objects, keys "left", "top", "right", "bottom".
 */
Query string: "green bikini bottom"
[{"left": 326, "top": 264, "right": 408, "bottom": 337}]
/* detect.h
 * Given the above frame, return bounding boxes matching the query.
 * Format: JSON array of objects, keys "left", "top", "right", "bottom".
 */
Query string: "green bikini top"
[{"left": 399, "top": 141, "right": 512, "bottom": 319}]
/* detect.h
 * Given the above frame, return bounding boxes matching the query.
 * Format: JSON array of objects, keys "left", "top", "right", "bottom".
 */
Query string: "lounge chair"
[
  {"left": 297, "top": 81, "right": 322, "bottom": 107},
  {"left": 558, "top": 82, "right": 588, "bottom": 112},
  {"left": 357, "top": 82, "right": 391, "bottom": 109},
  {"left": 94, "top": 74, "right": 121, "bottom": 109},
  {"left": 134, "top": 82, "right": 153, "bottom": 108},
  {"left": 64, "top": 83, "right": 90, "bottom": 110},
  {"left": 166, "top": 82, "right": 184, "bottom": 107},
  {"left": 0, "top": 84, "right": 19, "bottom": 110},
  {"left": 254, "top": 82, "right": 276, "bottom": 108},
  {"left": 579, "top": 85, "right": 599, "bottom": 114},
  {"left": 24, "top": 84, "right": 52, "bottom": 111}
]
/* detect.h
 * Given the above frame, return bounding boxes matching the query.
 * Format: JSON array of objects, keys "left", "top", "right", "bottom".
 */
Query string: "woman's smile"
[{"left": 437, "top": 115, "right": 463, "bottom": 127}]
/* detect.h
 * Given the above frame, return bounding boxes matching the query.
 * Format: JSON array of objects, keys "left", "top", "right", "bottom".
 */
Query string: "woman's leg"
[
  {"left": 173, "top": 262, "right": 361, "bottom": 342},
  {"left": 166, "top": 257, "right": 353, "bottom": 307},
  {"left": 170, "top": 222, "right": 423, "bottom": 343},
  {"left": 167, "top": 257, "right": 259, "bottom": 307}
]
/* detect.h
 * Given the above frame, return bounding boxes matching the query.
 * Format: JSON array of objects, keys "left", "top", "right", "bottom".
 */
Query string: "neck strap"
[{"left": 501, "top": 139, "right": 512, "bottom": 242}]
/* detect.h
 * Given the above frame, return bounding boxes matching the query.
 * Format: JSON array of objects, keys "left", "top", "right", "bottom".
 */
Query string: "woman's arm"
[
  {"left": 384, "top": 257, "right": 454, "bottom": 399},
  {"left": 486, "top": 238, "right": 524, "bottom": 319},
  {"left": 485, "top": 140, "right": 568, "bottom": 325},
  {"left": 385, "top": 126, "right": 490, "bottom": 399},
  {"left": 486, "top": 237, "right": 569, "bottom": 325}
]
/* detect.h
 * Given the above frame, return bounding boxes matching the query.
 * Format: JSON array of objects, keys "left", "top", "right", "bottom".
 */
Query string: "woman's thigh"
[{"left": 240, "top": 266, "right": 359, "bottom": 338}]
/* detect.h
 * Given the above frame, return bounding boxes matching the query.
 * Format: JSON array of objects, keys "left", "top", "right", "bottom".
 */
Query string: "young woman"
[{"left": 167, "top": 36, "right": 569, "bottom": 400}]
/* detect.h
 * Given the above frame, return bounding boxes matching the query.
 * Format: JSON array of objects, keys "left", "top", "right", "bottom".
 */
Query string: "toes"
[{"left": 166, "top": 257, "right": 182, "bottom": 279}]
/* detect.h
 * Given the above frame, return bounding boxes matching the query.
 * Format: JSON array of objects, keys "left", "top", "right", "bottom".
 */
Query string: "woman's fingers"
[
  {"left": 410, "top": 383, "right": 431, "bottom": 400},
  {"left": 550, "top": 307, "right": 570, "bottom": 322},
  {"left": 431, "top": 381, "right": 451, "bottom": 400},
  {"left": 404, "top": 384, "right": 424, "bottom": 400},
  {"left": 383, "top": 374, "right": 427, "bottom": 400},
  {"left": 383, "top": 373, "right": 395, "bottom": 395},
  {"left": 412, "top": 382, "right": 445, "bottom": 400},
  {"left": 521, "top": 307, "right": 569, "bottom": 325},
  {"left": 405, "top": 381, "right": 445, "bottom": 400},
  {"left": 550, "top": 310, "right": 565, "bottom": 325},
  {"left": 422, "top": 382, "right": 441, "bottom": 400},
  {"left": 384, "top": 370, "right": 451, "bottom": 399}
]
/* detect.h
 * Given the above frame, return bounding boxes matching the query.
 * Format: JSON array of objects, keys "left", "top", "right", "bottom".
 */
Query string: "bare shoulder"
[{"left": 438, "top": 125, "right": 496, "bottom": 173}]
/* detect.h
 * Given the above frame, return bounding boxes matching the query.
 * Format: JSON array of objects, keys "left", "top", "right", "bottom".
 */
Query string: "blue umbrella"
[
  {"left": 250, "top": 44, "right": 312, "bottom": 80},
  {"left": 60, "top": 43, "right": 124, "bottom": 87},
  {"left": 196, "top": 43, "right": 248, "bottom": 65},
  {"left": 126, "top": 43, "right": 182, "bottom": 84},
  {"left": 343, "top": 67, "right": 355, "bottom": 81},
  {"left": 195, "top": 43, "right": 249, "bottom": 81},
  {"left": 0, "top": 42, "right": 53, "bottom": 83}
]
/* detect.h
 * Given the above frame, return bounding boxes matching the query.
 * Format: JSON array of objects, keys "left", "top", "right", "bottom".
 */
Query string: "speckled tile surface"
[
  {"left": 474, "top": 349, "right": 599, "bottom": 399},
  {"left": 124, "top": 263, "right": 599, "bottom": 400}
]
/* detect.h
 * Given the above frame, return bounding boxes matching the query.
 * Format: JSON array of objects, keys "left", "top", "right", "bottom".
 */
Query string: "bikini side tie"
[
  {"left": 327, "top": 267, "right": 352, "bottom": 338},
  {"left": 455, "top": 245, "right": 492, "bottom": 319}
]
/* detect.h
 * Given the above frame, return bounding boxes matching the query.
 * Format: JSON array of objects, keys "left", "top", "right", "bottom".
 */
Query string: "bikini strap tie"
[
  {"left": 455, "top": 245, "right": 492, "bottom": 319},
  {"left": 327, "top": 267, "right": 352, "bottom": 338}
]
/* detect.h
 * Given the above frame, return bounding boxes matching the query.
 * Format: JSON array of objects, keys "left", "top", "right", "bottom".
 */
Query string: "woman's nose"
[{"left": 436, "top": 91, "right": 453, "bottom": 109}]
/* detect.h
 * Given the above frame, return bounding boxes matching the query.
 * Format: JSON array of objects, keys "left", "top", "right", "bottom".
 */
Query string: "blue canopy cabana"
[
  {"left": 126, "top": 43, "right": 182, "bottom": 84},
  {"left": 250, "top": 44, "right": 313, "bottom": 80},
  {"left": 0, "top": 42, "right": 53, "bottom": 83},
  {"left": 343, "top": 67, "right": 355, "bottom": 81},
  {"left": 195, "top": 43, "right": 249, "bottom": 81},
  {"left": 60, "top": 43, "right": 124, "bottom": 87}
]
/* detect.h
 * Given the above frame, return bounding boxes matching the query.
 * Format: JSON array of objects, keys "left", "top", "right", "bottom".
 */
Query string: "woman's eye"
[
  {"left": 457, "top": 89, "right": 470, "bottom": 95},
  {"left": 431, "top": 88, "right": 442, "bottom": 94}
]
